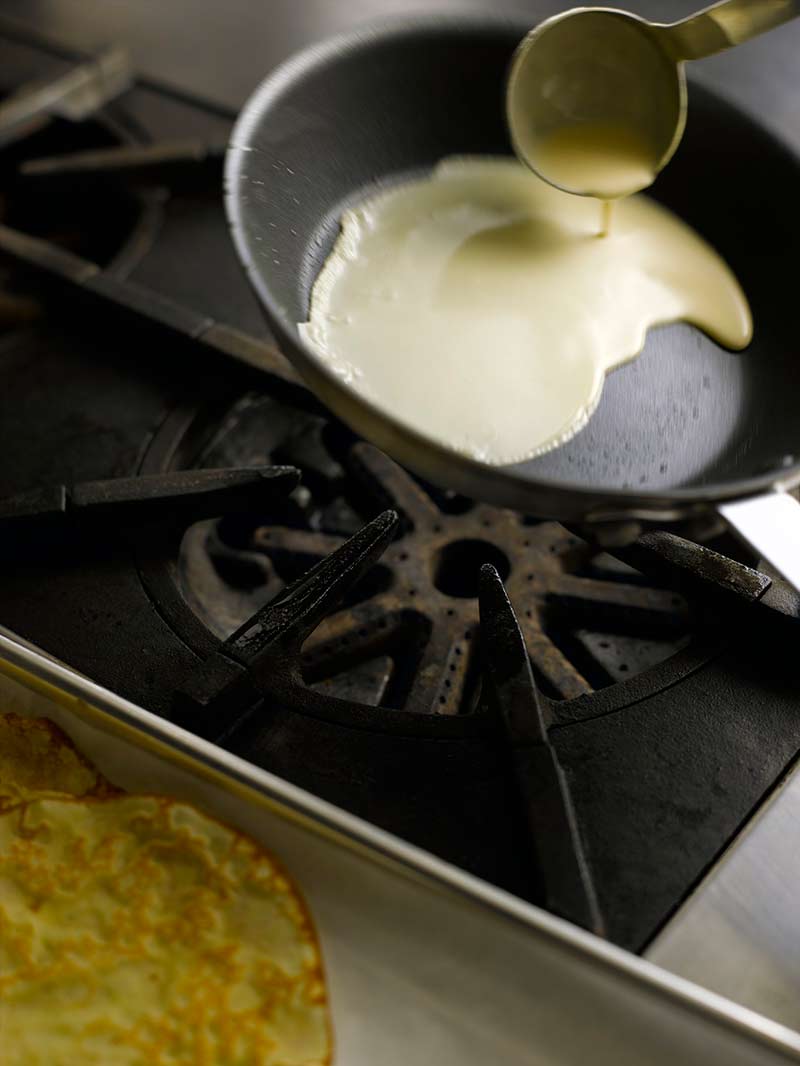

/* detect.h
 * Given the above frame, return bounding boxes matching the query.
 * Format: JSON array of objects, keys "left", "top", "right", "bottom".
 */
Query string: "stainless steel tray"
[{"left": 0, "top": 629, "right": 798, "bottom": 1065}]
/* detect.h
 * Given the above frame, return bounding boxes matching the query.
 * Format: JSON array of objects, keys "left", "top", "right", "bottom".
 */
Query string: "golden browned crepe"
[
  {"left": 0, "top": 713, "right": 331, "bottom": 1065},
  {"left": 0, "top": 712, "right": 117, "bottom": 811}
]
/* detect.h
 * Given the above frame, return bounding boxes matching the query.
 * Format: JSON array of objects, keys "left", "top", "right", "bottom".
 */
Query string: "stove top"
[{"left": 1, "top": 26, "right": 800, "bottom": 965}]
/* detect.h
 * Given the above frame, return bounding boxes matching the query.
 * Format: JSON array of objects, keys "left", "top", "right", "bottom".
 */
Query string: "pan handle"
[{"left": 718, "top": 491, "right": 800, "bottom": 592}]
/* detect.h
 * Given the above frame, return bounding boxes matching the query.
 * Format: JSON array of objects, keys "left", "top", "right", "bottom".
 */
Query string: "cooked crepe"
[
  {"left": 0, "top": 715, "right": 331, "bottom": 1065},
  {"left": 0, "top": 712, "right": 116, "bottom": 812}
]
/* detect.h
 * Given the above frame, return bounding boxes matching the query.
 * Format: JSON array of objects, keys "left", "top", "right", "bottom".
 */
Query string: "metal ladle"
[{"left": 507, "top": 0, "right": 800, "bottom": 199}]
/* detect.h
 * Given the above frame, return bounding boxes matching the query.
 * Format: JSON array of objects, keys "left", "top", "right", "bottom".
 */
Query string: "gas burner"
[{"left": 169, "top": 393, "right": 694, "bottom": 714}]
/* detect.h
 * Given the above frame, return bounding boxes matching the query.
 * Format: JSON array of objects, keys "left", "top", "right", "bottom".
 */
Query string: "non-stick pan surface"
[{"left": 225, "top": 14, "right": 800, "bottom": 523}]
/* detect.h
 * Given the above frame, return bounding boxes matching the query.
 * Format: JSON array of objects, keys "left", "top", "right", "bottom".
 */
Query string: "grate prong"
[{"left": 479, "top": 563, "right": 604, "bottom": 935}]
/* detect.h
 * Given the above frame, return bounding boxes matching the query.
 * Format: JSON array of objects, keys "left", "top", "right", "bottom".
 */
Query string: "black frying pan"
[{"left": 225, "top": 13, "right": 800, "bottom": 587}]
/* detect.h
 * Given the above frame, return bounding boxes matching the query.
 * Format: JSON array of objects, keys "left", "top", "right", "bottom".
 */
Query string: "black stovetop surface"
[{"left": 1, "top": 25, "right": 800, "bottom": 955}]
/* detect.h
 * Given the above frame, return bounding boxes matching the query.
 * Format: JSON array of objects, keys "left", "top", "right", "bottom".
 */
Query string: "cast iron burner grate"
[
  {"left": 0, "top": 50, "right": 159, "bottom": 330},
  {"left": 169, "top": 490, "right": 795, "bottom": 941},
  {"left": 173, "top": 394, "right": 694, "bottom": 714}
]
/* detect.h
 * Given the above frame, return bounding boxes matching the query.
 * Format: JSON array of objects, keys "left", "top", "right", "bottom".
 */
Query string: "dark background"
[{"left": 1, "top": 0, "right": 799, "bottom": 154}]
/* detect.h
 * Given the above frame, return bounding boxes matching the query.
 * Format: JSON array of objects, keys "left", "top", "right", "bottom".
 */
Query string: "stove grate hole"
[{"left": 434, "top": 540, "right": 510, "bottom": 599}]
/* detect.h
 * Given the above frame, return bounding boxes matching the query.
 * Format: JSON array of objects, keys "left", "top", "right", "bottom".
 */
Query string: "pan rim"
[{"left": 224, "top": 11, "right": 800, "bottom": 521}]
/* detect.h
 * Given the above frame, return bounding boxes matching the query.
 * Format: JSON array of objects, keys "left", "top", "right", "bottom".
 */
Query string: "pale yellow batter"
[
  {"left": 518, "top": 121, "right": 658, "bottom": 199},
  {"left": 300, "top": 156, "right": 752, "bottom": 466}
]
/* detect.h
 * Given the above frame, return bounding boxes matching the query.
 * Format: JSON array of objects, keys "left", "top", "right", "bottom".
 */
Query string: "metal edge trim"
[
  {"left": 645, "top": 752, "right": 800, "bottom": 956},
  {"left": 0, "top": 628, "right": 799, "bottom": 1058}
]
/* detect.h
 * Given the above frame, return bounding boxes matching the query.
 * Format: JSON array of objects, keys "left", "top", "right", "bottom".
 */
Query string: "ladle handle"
[
  {"left": 663, "top": 0, "right": 800, "bottom": 61},
  {"left": 718, "top": 491, "right": 800, "bottom": 592}
]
